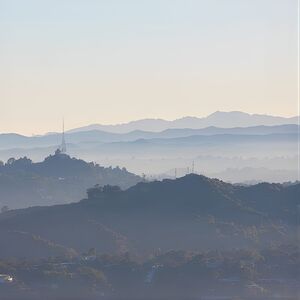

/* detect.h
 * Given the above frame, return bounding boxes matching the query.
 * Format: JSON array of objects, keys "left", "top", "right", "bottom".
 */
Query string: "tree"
[{"left": 6, "top": 158, "right": 15, "bottom": 165}]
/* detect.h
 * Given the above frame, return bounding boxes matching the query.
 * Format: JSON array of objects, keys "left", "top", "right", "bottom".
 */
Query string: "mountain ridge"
[
  {"left": 0, "top": 124, "right": 298, "bottom": 150},
  {"left": 67, "top": 111, "right": 299, "bottom": 133}
]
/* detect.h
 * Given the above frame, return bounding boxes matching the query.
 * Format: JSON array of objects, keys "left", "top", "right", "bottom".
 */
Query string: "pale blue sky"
[{"left": 0, "top": 0, "right": 298, "bottom": 134}]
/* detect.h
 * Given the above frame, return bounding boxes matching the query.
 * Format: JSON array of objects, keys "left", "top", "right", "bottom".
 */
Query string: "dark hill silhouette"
[
  {"left": 0, "top": 174, "right": 298, "bottom": 258},
  {"left": 0, "top": 151, "right": 141, "bottom": 209}
]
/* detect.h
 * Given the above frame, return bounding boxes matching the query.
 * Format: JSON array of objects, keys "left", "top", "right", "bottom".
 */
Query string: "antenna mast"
[{"left": 60, "top": 118, "right": 67, "bottom": 153}]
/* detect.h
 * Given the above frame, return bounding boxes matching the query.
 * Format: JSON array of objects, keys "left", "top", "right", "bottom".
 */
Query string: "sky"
[{"left": 0, "top": 0, "right": 298, "bottom": 135}]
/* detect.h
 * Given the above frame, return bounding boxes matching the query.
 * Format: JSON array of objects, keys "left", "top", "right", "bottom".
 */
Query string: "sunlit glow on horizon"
[{"left": 0, "top": 0, "right": 298, "bottom": 135}]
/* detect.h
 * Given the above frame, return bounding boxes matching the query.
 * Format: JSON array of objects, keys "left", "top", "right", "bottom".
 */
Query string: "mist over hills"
[
  {"left": 160, "top": 166, "right": 298, "bottom": 184},
  {"left": 0, "top": 174, "right": 298, "bottom": 259},
  {"left": 0, "top": 127, "right": 297, "bottom": 183},
  {"left": 67, "top": 111, "right": 299, "bottom": 133},
  {"left": 0, "top": 132, "right": 297, "bottom": 162},
  {"left": 0, "top": 124, "right": 298, "bottom": 150},
  {"left": 0, "top": 112, "right": 298, "bottom": 184}
]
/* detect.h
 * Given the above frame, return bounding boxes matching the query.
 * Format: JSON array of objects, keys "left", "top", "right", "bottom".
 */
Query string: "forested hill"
[
  {"left": 0, "top": 151, "right": 141, "bottom": 209},
  {"left": 0, "top": 174, "right": 298, "bottom": 259}
]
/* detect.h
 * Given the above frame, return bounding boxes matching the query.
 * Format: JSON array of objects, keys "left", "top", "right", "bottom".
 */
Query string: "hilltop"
[{"left": 0, "top": 151, "right": 141, "bottom": 209}]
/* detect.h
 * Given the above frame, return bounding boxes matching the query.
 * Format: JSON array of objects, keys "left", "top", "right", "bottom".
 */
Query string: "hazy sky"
[{"left": 0, "top": 0, "right": 298, "bottom": 135}]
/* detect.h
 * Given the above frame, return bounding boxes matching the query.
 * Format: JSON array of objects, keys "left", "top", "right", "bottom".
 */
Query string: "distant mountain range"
[
  {"left": 68, "top": 111, "right": 299, "bottom": 133},
  {"left": 0, "top": 124, "right": 298, "bottom": 150},
  {"left": 0, "top": 174, "right": 298, "bottom": 258}
]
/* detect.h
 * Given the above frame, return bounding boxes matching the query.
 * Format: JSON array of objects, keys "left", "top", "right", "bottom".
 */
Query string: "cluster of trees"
[
  {"left": 87, "top": 185, "right": 122, "bottom": 199},
  {"left": 0, "top": 156, "right": 32, "bottom": 168}
]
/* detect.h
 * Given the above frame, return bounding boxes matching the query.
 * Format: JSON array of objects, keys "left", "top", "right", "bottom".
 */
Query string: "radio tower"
[{"left": 61, "top": 118, "right": 67, "bottom": 153}]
